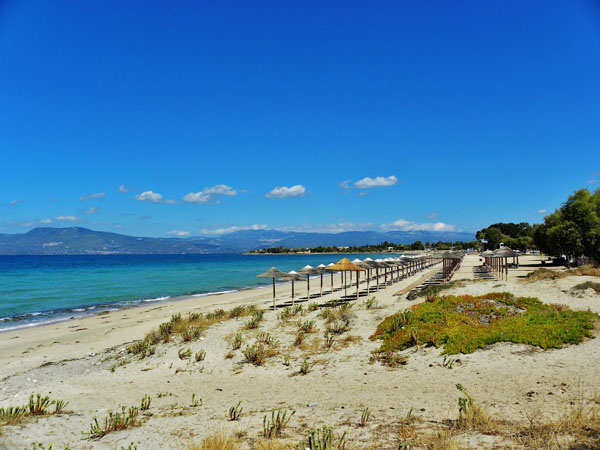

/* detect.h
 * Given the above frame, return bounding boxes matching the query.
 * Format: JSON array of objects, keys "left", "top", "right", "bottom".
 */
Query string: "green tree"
[{"left": 534, "top": 188, "right": 600, "bottom": 261}]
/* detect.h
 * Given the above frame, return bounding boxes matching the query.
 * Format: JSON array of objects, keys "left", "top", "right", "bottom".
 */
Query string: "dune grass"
[
  {"left": 371, "top": 292, "right": 598, "bottom": 355},
  {"left": 572, "top": 281, "right": 600, "bottom": 293},
  {"left": 524, "top": 265, "right": 600, "bottom": 282}
]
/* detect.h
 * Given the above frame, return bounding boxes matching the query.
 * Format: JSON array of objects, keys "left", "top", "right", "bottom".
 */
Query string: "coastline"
[{"left": 2, "top": 255, "right": 600, "bottom": 449}]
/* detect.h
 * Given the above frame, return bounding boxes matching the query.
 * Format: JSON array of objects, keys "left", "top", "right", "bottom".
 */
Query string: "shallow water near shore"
[{"left": 0, "top": 253, "right": 400, "bottom": 330}]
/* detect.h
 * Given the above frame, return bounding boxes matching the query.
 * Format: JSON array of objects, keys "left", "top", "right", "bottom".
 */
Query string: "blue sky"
[{"left": 1, "top": 1, "right": 599, "bottom": 238}]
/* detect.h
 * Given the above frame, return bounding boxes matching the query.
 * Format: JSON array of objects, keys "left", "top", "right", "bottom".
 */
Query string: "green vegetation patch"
[{"left": 371, "top": 292, "right": 598, "bottom": 355}]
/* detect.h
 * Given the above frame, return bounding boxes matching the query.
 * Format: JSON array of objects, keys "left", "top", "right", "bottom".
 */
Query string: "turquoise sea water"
[{"left": 0, "top": 253, "right": 400, "bottom": 331}]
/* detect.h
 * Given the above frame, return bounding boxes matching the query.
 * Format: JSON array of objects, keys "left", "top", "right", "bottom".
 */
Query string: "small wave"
[
  {"left": 192, "top": 289, "right": 238, "bottom": 298},
  {"left": 141, "top": 296, "right": 170, "bottom": 303}
]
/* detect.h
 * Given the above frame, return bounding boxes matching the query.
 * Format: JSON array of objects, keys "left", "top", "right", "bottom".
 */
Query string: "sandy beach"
[{"left": 1, "top": 255, "right": 599, "bottom": 449}]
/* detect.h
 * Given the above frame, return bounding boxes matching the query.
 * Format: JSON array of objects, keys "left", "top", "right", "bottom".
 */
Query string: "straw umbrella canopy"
[
  {"left": 325, "top": 258, "right": 365, "bottom": 299},
  {"left": 314, "top": 264, "right": 328, "bottom": 297},
  {"left": 279, "top": 270, "right": 305, "bottom": 304},
  {"left": 257, "top": 267, "right": 289, "bottom": 310},
  {"left": 298, "top": 265, "right": 319, "bottom": 300}
]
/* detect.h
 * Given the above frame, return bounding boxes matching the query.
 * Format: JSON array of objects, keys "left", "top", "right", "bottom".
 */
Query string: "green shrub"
[{"left": 372, "top": 293, "right": 598, "bottom": 355}]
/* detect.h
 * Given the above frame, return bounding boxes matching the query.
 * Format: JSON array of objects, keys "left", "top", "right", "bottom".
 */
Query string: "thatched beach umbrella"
[
  {"left": 327, "top": 262, "right": 338, "bottom": 292},
  {"left": 298, "top": 265, "right": 319, "bottom": 300},
  {"left": 326, "top": 258, "right": 365, "bottom": 299},
  {"left": 257, "top": 267, "right": 288, "bottom": 310},
  {"left": 280, "top": 270, "right": 305, "bottom": 304}
]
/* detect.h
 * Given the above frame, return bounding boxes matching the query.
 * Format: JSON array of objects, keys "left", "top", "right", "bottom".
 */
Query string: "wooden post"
[
  {"left": 320, "top": 273, "right": 323, "bottom": 297},
  {"left": 356, "top": 270, "right": 360, "bottom": 300},
  {"left": 272, "top": 278, "right": 276, "bottom": 310},
  {"left": 291, "top": 280, "right": 295, "bottom": 304}
]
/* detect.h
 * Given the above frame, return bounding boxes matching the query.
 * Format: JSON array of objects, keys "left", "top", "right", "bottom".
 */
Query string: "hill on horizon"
[{"left": 0, "top": 227, "right": 476, "bottom": 255}]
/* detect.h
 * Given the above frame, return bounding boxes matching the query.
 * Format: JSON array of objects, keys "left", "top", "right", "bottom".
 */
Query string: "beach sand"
[{"left": 1, "top": 255, "right": 599, "bottom": 449}]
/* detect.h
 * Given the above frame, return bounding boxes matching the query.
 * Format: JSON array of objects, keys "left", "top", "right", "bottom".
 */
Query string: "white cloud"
[
  {"left": 338, "top": 180, "right": 352, "bottom": 189},
  {"left": 426, "top": 212, "right": 438, "bottom": 220},
  {"left": 9, "top": 199, "right": 22, "bottom": 206},
  {"left": 382, "top": 218, "right": 456, "bottom": 232},
  {"left": 183, "top": 184, "right": 239, "bottom": 204},
  {"left": 265, "top": 185, "right": 306, "bottom": 199},
  {"left": 201, "top": 224, "right": 268, "bottom": 235},
  {"left": 275, "top": 221, "right": 374, "bottom": 233},
  {"left": 537, "top": 209, "right": 547, "bottom": 214},
  {"left": 54, "top": 216, "right": 78, "bottom": 222},
  {"left": 85, "top": 207, "right": 99, "bottom": 214},
  {"left": 118, "top": 184, "right": 129, "bottom": 193},
  {"left": 40, "top": 219, "right": 52, "bottom": 224},
  {"left": 134, "top": 191, "right": 164, "bottom": 203},
  {"left": 79, "top": 192, "right": 106, "bottom": 201},
  {"left": 114, "top": 224, "right": 123, "bottom": 229},
  {"left": 354, "top": 175, "right": 398, "bottom": 188},
  {"left": 166, "top": 230, "right": 191, "bottom": 237}
]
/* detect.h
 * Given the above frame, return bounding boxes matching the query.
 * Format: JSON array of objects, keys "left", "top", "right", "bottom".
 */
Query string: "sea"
[{"left": 0, "top": 253, "right": 400, "bottom": 332}]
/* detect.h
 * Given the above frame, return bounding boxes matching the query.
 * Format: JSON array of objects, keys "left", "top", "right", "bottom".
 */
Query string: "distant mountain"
[{"left": 0, "top": 227, "right": 475, "bottom": 255}]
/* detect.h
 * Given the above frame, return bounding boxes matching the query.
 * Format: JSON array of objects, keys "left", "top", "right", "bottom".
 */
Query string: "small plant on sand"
[
  {"left": 297, "top": 426, "right": 347, "bottom": 450},
  {"left": 359, "top": 407, "right": 371, "bottom": 427},
  {"left": 170, "top": 313, "right": 182, "bottom": 324},
  {"left": 245, "top": 310, "right": 265, "bottom": 329},
  {"left": 159, "top": 322, "right": 173, "bottom": 341},
  {"left": 191, "top": 394, "right": 202, "bottom": 407},
  {"left": 365, "top": 297, "right": 378, "bottom": 310},
  {"left": 293, "top": 331, "right": 306, "bottom": 347},
  {"left": 283, "top": 353, "right": 291, "bottom": 366},
  {"left": 242, "top": 343, "right": 266, "bottom": 366},
  {"left": 308, "top": 302, "right": 320, "bottom": 312},
  {"left": 228, "top": 401, "right": 243, "bottom": 421},
  {"left": 0, "top": 406, "right": 27, "bottom": 425},
  {"left": 455, "top": 384, "right": 489, "bottom": 430},
  {"left": 257, "top": 332, "right": 278, "bottom": 346},
  {"left": 140, "top": 394, "right": 152, "bottom": 411},
  {"left": 54, "top": 399, "right": 68, "bottom": 414},
  {"left": 206, "top": 308, "right": 227, "bottom": 320},
  {"left": 263, "top": 409, "right": 296, "bottom": 438},
  {"left": 127, "top": 339, "right": 150, "bottom": 358},
  {"left": 369, "top": 349, "right": 408, "bottom": 368},
  {"left": 195, "top": 349, "right": 206, "bottom": 362},
  {"left": 292, "top": 304, "right": 304, "bottom": 316},
  {"left": 299, "top": 358, "right": 312, "bottom": 375},
  {"left": 29, "top": 394, "right": 53, "bottom": 415},
  {"left": 88, "top": 406, "right": 139, "bottom": 439},
  {"left": 326, "top": 318, "right": 350, "bottom": 335},
  {"left": 178, "top": 348, "right": 192, "bottom": 360},
  {"left": 298, "top": 320, "right": 316, "bottom": 333},
  {"left": 181, "top": 325, "right": 203, "bottom": 342},
  {"left": 231, "top": 332, "right": 243, "bottom": 350},
  {"left": 279, "top": 307, "right": 292, "bottom": 322},
  {"left": 324, "top": 332, "right": 335, "bottom": 349}
]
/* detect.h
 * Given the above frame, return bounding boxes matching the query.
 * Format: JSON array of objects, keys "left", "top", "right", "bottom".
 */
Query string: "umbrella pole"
[
  {"left": 367, "top": 270, "right": 370, "bottom": 294},
  {"left": 356, "top": 270, "right": 359, "bottom": 300},
  {"left": 292, "top": 281, "right": 295, "bottom": 304},
  {"left": 331, "top": 272, "right": 334, "bottom": 292},
  {"left": 344, "top": 271, "right": 347, "bottom": 298},
  {"left": 320, "top": 273, "right": 323, "bottom": 297},
  {"left": 272, "top": 278, "right": 276, "bottom": 311}
]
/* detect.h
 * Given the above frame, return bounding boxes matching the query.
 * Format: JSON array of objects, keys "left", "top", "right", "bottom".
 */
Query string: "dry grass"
[
  {"left": 188, "top": 430, "right": 242, "bottom": 450},
  {"left": 524, "top": 265, "right": 600, "bottom": 282},
  {"left": 253, "top": 439, "right": 295, "bottom": 449}
]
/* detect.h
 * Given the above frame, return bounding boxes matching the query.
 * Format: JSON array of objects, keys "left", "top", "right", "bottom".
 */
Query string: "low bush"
[{"left": 372, "top": 293, "right": 598, "bottom": 355}]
